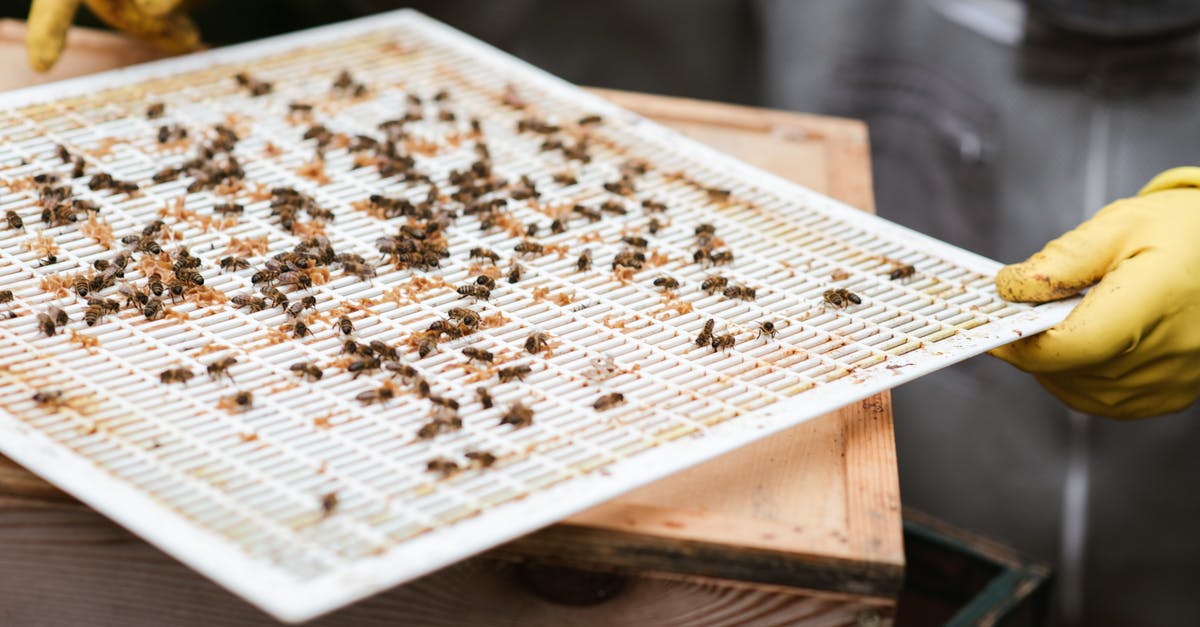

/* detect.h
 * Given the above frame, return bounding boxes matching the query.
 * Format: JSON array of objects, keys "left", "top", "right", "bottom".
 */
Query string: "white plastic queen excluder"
[{"left": 0, "top": 10, "right": 1074, "bottom": 622}]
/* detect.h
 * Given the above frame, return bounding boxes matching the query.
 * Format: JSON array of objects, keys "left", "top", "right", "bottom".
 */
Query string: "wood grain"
[{"left": 0, "top": 23, "right": 901, "bottom": 625}]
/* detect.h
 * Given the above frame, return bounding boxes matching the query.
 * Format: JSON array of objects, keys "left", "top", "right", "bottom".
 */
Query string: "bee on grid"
[
  {"left": 888, "top": 264, "right": 916, "bottom": 281},
  {"left": 695, "top": 319, "right": 716, "bottom": 347},
  {"left": 83, "top": 298, "right": 119, "bottom": 326},
  {"left": 498, "top": 364, "right": 531, "bottom": 383},
  {"left": 823, "top": 288, "right": 862, "bottom": 309},
  {"left": 701, "top": 274, "right": 728, "bottom": 295},
  {"left": 462, "top": 347, "right": 494, "bottom": 363},
  {"left": 500, "top": 402, "right": 534, "bottom": 428},
  {"left": 465, "top": 451, "right": 497, "bottom": 469},
  {"left": 723, "top": 285, "right": 757, "bottom": 301},
  {"left": 338, "top": 316, "right": 355, "bottom": 335},
  {"left": 524, "top": 331, "right": 551, "bottom": 355},
  {"left": 653, "top": 276, "right": 679, "bottom": 291},
  {"left": 206, "top": 357, "right": 237, "bottom": 382},
  {"left": 160, "top": 367, "right": 195, "bottom": 385},
  {"left": 757, "top": 320, "right": 779, "bottom": 340},
  {"left": 593, "top": 392, "right": 625, "bottom": 411},
  {"left": 290, "top": 362, "right": 323, "bottom": 381}
]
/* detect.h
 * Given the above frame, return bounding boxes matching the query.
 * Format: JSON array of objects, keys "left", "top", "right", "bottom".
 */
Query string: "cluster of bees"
[{"left": 14, "top": 69, "right": 924, "bottom": 494}]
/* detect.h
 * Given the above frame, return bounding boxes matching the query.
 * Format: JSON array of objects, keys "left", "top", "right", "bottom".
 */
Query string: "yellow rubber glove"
[
  {"left": 991, "top": 167, "right": 1200, "bottom": 419},
  {"left": 26, "top": 0, "right": 201, "bottom": 72}
]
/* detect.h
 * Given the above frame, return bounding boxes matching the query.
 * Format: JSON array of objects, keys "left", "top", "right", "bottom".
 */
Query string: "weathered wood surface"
[{"left": 0, "top": 23, "right": 900, "bottom": 626}]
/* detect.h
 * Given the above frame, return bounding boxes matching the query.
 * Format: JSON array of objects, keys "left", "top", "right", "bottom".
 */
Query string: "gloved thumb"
[{"left": 994, "top": 199, "right": 1141, "bottom": 303}]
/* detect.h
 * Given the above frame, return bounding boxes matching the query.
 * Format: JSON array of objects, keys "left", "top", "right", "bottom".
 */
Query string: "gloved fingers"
[
  {"left": 994, "top": 198, "right": 1144, "bottom": 303},
  {"left": 133, "top": 0, "right": 187, "bottom": 17},
  {"left": 1035, "top": 372, "right": 1199, "bottom": 419},
  {"left": 83, "top": 0, "right": 200, "bottom": 53},
  {"left": 990, "top": 251, "right": 1171, "bottom": 373},
  {"left": 1139, "top": 166, "right": 1200, "bottom": 195},
  {"left": 26, "top": 0, "right": 83, "bottom": 72}
]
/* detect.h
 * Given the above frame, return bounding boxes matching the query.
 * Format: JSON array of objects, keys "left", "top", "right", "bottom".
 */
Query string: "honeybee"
[
  {"left": 474, "top": 275, "right": 496, "bottom": 289},
  {"left": 593, "top": 392, "right": 625, "bottom": 411},
  {"left": 469, "top": 247, "right": 500, "bottom": 262},
  {"left": 251, "top": 269, "right": 278, "bottom": 287},
  {"left": 513, "top": 240, "right": 544, "bottom": 255},
  {"left": 369, "top": 340, "right": 399, "bottom": 361},
  {"left": 5, "top": 210, "right": 23, "bottom": 230},
  {"left": 695, "top": 223, "right": 716, "bottom": 237},
  {"left": 578, "top": 114, "right": 603, "bottom": 126},
  {"left": 573, "top": 205, "right": 602, "bottom": 222},
  {"left": 386, "top": 362, "right": 419, "bottom": 381},
  {"left": 701, "top": 275, "right": 728, "bottom": 294},
  {"left": 142, "top": 296, "right": 164, "bottom": 319},
  {"left": 338, "top": 316, "right": 354, "bottom": 335},
  {"left": 507, "top": 263, "right": 524, "bottom": 283},
  {"left": 227, "top": 390, "right": 254, "bottom": 411},
  {"left": 465, "top": 451, "right": 497, "bottom": 468},
  {"left": 146, "top": 102, "right": 165, "bottom": 119},
  {"left": 695, "top": 319, "right": 715, "bottom": 347},
  {"left": 757, "top": 321, "right": 778, "bottom": 339},
  {"left": 823, "top": 288, "right": 862, "bottom": 308},
  {"left": 711, "top": 333, "right": 736, "bottom": 352},
  {"left": 653, "top": 276, "right": 679, "bottom": 291},
  {"left": 576, "top": 249, "right": 592, "bottom": 271},
  {"left": 231, "top": 295, "right": 267, "bottom": 312},
  {"left": 175, "top": 269, "right": 204, "bottom": 286},
  {"left": 261, "top": 286, "right": 287, "bottom": 309},
  {"left": 142, "top": 273, "right": 164, "bottom": 297},
  {"left": 278, "top": 271, "right": 312, "bottom": 289},
  {"left": 621, "top": 235, "right": 648, "bottom": 248},
  {"left": 356, "top": 380, "right": 398, "bottom": 405},
  {"left": 498, "top": 364, "right": 531, "bottom": 383},
  {"left": 447, "top": 307, "right": 480, "bottom": 328},
  {"left": 206, "top": 356, "right": 237, "bottom": 381},
  {"left": 888, "top": 264, "right": 916, "bottom": 281},
  {"left": 320, "top": 492, "right": 338, "bottom": 516},
  {"left": 475, "top": 386, "right": 494, "bottom": 409},
  {"left": 0, "top": 290, "right": 12, "bottom": 304},
  {"left": 416, "top": 330, "right": 440, "bottom": 358},
  {"left": 72, "top": 275, "right": 90, "bottom": 297},
  {"left": 290, "top": 361, "right": 323, "bottom": 381},
  {"left": 612, "top": 250, "right": 645, "bottom": 270},
  {"left": 166, "top": 278, "right": 187, "bottom": 303},
  {"left": 706, "top": 187, "right": 732, "bottom": 202},
  {"left": 462, "top": 347, "right": 494, "bottom": 363},
  {"left": 343, "top": 261, "right": 376, "bottom": 281},
  {"left": 286, "top": 296, "right": 317, "bottom": 318},
  {"left": 710, "top": 250, "right": 734, "bottom": 265},
  {"left": 213, "top": 203, "right": 244, "bottom": 216},
  {"left": 32, "top": 389, "right": 64, "bottom": 407},
  {"left": 601, "top": 199, "right": 629, "bottom": 214},
  {"left": 524, "top": 331, "right": 550, "bottom": 354},
  {"left": 428, "top": 395, "right": 459, "bottom": 411},
  {"left": 36, "top": 312, "right": 57, "bottom": 336},
  {"left": 292, "top": 320, "right": 312, "bottom": 338},
  {"left": 500, "top": 402, "right": 534, "bottom": 428},
  {"left": 48, "top": 306, "right": 68, "bottom": 326},
  {"left": 159, "top": 367, "right": 195, "bottom": 384},
  {"left": 220, "top": 256, "right": 251, "bottom": 272},
  {"left": 723, "top": 285, "right": 757, "bottom": 301},
  {"left": 426, "top": 457, "right": 460, "bottom": 477},
  {"left": 457, "top": 284, "right": 491, "bottom": 301},
  {"left": 648, "top": 218, "right": 664, "bottom": 235},
  {"left": 83, "top": 298, "right": 118, "bottom": 326},
  {"left": 347, "top": 355, "right": 381, "bottom": 378}
]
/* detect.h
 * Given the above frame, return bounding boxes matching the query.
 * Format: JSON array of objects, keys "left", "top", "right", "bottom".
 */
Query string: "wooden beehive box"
[{"left": 0, "top": 22, "right": 902, "bottom": 626}]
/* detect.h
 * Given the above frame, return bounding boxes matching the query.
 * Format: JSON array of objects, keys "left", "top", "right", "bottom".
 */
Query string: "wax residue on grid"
[{"left": 0, "top": 22, "right": 1026, "bottom": 579}]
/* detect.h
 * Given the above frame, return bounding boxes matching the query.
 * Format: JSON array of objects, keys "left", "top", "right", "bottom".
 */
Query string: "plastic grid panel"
[{"left": 0, "top": 11, "right": 1075, "bottom": 622}]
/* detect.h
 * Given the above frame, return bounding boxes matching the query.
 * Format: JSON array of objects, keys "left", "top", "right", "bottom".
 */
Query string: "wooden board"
[{"left": 0, "top": 22, "right": 902, "bottom": 625}]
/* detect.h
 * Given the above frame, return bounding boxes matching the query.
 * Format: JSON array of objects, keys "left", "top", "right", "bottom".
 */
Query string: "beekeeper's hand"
[
  {"left": 991, "top": 167, "right": 1200, "bottom": 419},
  {"left": 26, "top": 0, "right": 201, "bottom": 72}
]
